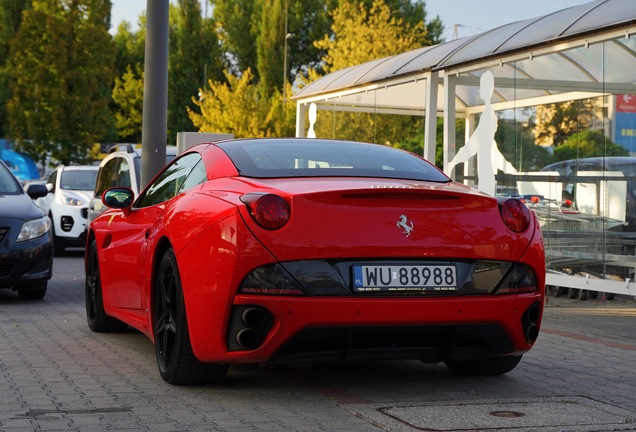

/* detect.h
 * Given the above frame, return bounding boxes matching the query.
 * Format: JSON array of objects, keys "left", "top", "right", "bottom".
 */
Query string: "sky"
[{"left": 111, "top": 0, "right": 592, "bottom": 40}]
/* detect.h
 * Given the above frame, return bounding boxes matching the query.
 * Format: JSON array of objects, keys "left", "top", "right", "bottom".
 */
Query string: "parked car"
[
  {"left": 35, "top": 165, "right": 99, "bottom": 255},
  {"left": 87, "top": 144, "right": 177, "bottom": 227},
  {"left": 0, "top": 160, "right": 52, "bottom": 299},
  {"left": 541, "top": 156, "right": 636, "bottom": 230},
  {"left": 86, "top": 138, "right": 545, "bottom": 385},
  {"left": 540, "top": 157, "right": 636, "bottom": 300}
]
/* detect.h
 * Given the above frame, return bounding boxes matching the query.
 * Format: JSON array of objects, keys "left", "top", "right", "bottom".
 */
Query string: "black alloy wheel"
[
  {"left": 153, "top": 248, "right": 228, "bottom": 385},
  {"left": 85, "top": 240, "right": 127, "bottom": 332}
]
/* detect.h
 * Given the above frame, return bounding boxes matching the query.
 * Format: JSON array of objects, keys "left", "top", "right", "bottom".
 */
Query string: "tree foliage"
[
  {"left": 112, "top": 64, "right": 143, "bottom": 143},
  {"left": 212, "top": 0, "right": 333, "bottom": 86},
  {"left": 7, "top": 0, "right": 115, "bottom": 166},
  {"left": 168, "top": 0, "right": 224, "bottom": 143},
  {"left": 309, "top": 0, "right": 430, "bottom": 147},
  {"left": 0, "top": 0, "right": 31, "bottom": 137},
  {"left": 315, "top": 0, "right": 427, "bottom": 74},
  {"left": 188, "top": 69, "right": 295, "bottom": 139},
  {"left": 1, "top": 0, "right": 447, "bottom": 156},
  {"left": 533, "top": 99, "right": 600, "bottom": 147},
  {"left": 554, "top": 129, "right": 628, "bottom": 161}
]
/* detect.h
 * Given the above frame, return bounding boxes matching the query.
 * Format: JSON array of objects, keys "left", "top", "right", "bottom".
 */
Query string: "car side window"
[
  {"left": 47, "top": 170, "right": 57, "bottom": 191},
  {"left": 177, "top": 159, "right": 207, "bottom": 194},
  {"left": 137, "top": 153, "right": 203, "bottom": 208},
  {"left": 95, "top": 159, "right": 117, "bottom": 196},
  {"left": 116, "top": 159, "right": 132, "bottom": 188}
]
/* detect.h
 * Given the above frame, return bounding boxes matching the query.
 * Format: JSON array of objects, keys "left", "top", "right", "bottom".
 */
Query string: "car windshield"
[
  {"left": 0, "top": 162, "right": 21, "bottom": 195},
  {"left": 216, "top": 139, "right": 449, "bottom": 182},
  {"left": 60, "top": 169, "right": 98, "bottom": 191}
]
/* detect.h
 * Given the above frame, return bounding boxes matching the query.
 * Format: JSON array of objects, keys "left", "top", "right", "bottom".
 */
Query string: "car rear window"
[{"left": 216, "top": 139, "right": 449, "bottom": 182}]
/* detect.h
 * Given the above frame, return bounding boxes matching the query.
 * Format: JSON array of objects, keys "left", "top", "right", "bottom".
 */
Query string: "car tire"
[
  {"left": 18, "top": 282, "right": 47, "bottom": 300},
  {"left": 444, "top": 355, "right": 522, "bottom": 376},
  {"left": 153, "top": 248, "right": 229, "bottom": 385},
  {"left": 85, "top": 240, "right": 128, "bottom": 332},
  {"left": 51, "top": 217, "right": 66, "bottom": 256}
]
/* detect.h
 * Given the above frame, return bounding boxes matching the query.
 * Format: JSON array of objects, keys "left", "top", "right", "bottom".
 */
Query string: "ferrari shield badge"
[{"left": 396, "top": 214, "right": 414, "bottom": 237}]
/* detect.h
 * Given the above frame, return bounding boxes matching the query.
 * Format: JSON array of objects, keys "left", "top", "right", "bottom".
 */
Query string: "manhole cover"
[{"left": 343, "top": 396, "right": 636, "bottom": 431}]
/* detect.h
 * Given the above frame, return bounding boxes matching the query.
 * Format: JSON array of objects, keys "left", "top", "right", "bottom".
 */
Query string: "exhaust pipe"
[
  {"left": 525, "top": 323, "right": 539, "bottom": 343},
  {"left": 242, "top": 307, "right": 268, "bottom": 328},
  {"left": 235, "top": 328, "right": 262, "bottom": 350},
  {"left": 522, "top": 302, "right": 542, "bottom": 344},
  {"left": 227, "top": 305, "right": 272, "bottom": 351}
]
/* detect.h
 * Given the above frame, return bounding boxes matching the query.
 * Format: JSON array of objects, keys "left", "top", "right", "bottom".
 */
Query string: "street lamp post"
[{"left": 283, "top": 32, "right": 294, "bottom": 104}]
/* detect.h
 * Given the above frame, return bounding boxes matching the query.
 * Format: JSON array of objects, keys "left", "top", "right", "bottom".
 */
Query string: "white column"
[
  {"left": 443, "top": 73, "right": 457, "bottom": 174},
  {"left": 424, "top": 71, "right": 439, "bottom": 162}
]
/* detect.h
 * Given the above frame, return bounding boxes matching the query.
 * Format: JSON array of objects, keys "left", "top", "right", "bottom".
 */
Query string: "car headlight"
[
  {"left": 60, "top": 193, "right": 84, "bottom": 206},
  {"left": 17, "top": 216, "right": 51, "bottom": 242}
]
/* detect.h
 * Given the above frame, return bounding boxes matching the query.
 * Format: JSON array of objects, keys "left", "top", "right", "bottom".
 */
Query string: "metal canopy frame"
[{"left": 293, "top": 0, "right": 636, "bottom": 164}]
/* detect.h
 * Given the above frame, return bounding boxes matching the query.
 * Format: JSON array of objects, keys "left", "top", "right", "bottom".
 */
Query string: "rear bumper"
[{"left": 191, "top": 293, "right": 544, "bottom": 364}]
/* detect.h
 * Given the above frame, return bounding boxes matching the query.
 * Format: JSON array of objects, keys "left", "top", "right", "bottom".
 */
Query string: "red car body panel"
[{"left": 87, "top": 139, "right": 546, "bottom": 377}]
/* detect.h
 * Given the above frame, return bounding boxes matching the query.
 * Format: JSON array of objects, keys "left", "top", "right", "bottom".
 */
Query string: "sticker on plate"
[{"left": 353, "top": 264, "right": 457, "bottom": 292}]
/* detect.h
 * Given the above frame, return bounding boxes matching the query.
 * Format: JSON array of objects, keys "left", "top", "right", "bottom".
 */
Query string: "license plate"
[{"left": 353, "top": 264, "right": 457, "bottom": 292}]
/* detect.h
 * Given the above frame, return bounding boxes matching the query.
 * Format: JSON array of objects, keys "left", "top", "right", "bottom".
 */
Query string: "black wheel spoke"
[{"left": 156, "top": 262, "right": 179, "bottom": 369}]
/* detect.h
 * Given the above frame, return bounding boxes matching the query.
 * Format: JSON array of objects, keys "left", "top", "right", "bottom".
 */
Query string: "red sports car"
[{"left": 85, "top": 138, "right": 545, "bottom": 385}]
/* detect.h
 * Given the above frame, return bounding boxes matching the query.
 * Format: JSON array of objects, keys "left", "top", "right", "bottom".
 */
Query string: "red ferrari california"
[{"left": 85, "top": 138, "right": 545, "bottom": 385}]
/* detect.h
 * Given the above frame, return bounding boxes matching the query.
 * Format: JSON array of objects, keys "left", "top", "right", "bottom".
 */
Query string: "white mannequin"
[
  {"left": 448, "top": 70, "right": 516, "bottom": 196},
  {"left": 307, "top": 103, "right": 317, "bottom": 138}
]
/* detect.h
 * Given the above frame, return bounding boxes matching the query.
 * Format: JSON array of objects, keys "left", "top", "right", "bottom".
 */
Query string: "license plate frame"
[{"left": 352, "top": 263, "right": 457, "bottom": 293}]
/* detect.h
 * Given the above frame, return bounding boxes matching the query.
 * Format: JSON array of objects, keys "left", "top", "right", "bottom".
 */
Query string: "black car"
[{"left": 0, "top": 160, "right": 53, "bottom": 299}]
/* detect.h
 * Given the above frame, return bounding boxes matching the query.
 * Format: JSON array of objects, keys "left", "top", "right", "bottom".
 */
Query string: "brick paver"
[{"left": 1, "top": 254, "right": 635, "bottom": 431}]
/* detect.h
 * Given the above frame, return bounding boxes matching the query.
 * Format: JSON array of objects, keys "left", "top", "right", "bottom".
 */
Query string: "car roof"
[
  {"left": 107, "top": 144, "right": 177, "bottom": 157},
  {"left": 58, "top": 165, "right": 99, "bottom": 171},
  {"left": 543, "top": 156, "right": 636, "bottom": 170}
]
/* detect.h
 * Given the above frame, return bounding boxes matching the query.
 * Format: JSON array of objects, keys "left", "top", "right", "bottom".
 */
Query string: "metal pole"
[
  {"left": 141, "top": 0, "right": 169, "bottom": 189},
  {"left": 283, "top": 6, "right": 289, "bottom": 104}
]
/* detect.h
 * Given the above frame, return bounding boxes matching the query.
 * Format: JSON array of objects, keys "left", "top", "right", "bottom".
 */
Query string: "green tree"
[
  {"left": 213, "top": 0, "right": 332, "bottom": 87},
  {"left": 310, "top": 0, "right": 431, "bottom": 145},
  {"left": 533, "top": 99, "right": 600, "bottom": 147},
  {"left": 374, "top": 0, "right": 443, "bottom": 45},
  {"left": 168, "top": 0, "right": 224, "bottom": 143},
  {"left": 112, "top": 64, "right": 143, "bottom": 143},
  {"left": 7, "top": 0, "right": 115, "bottom": 166},
  {"left": 188, "top": 68, "right": 295, "bottom": 138},
  {"left": 255, "top": 0, "right": 283, "bottom": 97},
  {"left": 315, "top": 0, "right": 426, "bottom": 74},
  {"left": 113, "top": 19, "right": 145, "bottom": 79},
  {"left": 554, "top": 130, "right": 628, "bottom": 161},
  {"left": 212, "top": 0, "right": 259, "bottom": 77},
  {"left": 0, "top": 0, "right": 31, "bottom": 137}
]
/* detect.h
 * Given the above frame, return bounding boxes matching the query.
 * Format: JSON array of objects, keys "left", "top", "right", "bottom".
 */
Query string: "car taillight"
[
  {"left": 494, "top": 263, "right": 537, "bottom": 294},
  {"left": 498, "top": 198, "right": 530, "bottom": 233},
  {"left": 240, "top": 193, "right": 290, "bottom": 230},
  {"left": 239, "top": 263, "right": 306, "bottom": 296}
]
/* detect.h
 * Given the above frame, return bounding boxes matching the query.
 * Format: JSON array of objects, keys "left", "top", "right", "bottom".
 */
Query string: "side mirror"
[
  {"left": 103, "top": 187, "right": 134, "bottom": 209},
  {"left": 26, "top": 183, "right": 49, "bottom": 199}
]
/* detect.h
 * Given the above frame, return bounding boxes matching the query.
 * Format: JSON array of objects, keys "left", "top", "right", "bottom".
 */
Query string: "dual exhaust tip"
[
  {"left": 228, "top": 306, "right": 272, "bottom": 351},
  {"left": 523, "top": 302, "right": 541, "bottom": 343}
]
